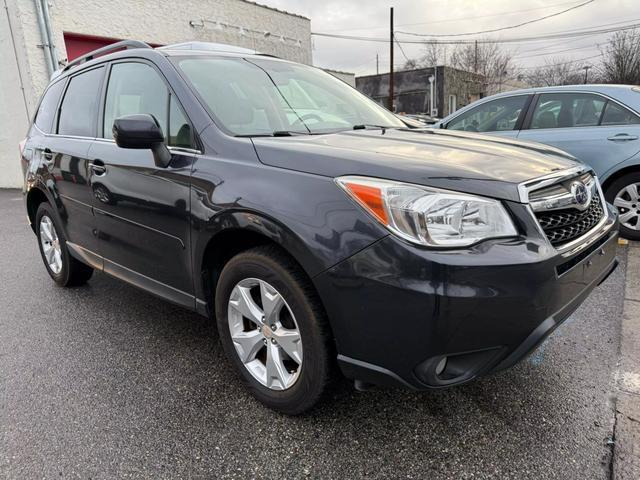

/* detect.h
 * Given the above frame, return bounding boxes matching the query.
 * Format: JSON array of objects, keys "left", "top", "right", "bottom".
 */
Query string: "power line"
[
  {"left": 396, "top": 0, "right": 596, "bottom": 38},
  {"left": 319, "top": 0, "right": 587, "bottom": 33},
  {"left": 312, "top": 20, "right": 640, "bottom": 45},
  {"left": 520, "top": 53, "right": 604, "bottom": 70},
  {"left": 515, "top": 43, "right": 602, "bottom": 59},
  {"left": 393, "top": 33, "right": 410, "bottom": 63}
]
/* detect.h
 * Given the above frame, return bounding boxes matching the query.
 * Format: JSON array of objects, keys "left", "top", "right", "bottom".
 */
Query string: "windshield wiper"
[
  {"left": 272, "top": 130, "right": 309, "bottom": 137},
  {"left": 235, "top": 131, "right": 309, "bottom": 138},
  {"left": 352, "top": 124, "right": 391, "bottom": 131}
]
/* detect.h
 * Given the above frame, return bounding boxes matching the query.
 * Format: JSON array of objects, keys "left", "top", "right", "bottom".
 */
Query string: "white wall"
[
  {"left": 1, "top": 0, "right": 312, "bottom": 188},
  {"left": 0, "top": 0, "right": 36, "bottom": 188},
  {"left": 30, "top": 0, "right": 312, "bottom": 97}
]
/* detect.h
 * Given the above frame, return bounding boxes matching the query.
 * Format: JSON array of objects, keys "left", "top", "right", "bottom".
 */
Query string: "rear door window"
[
  {"left": 529, "top": 93, "right": 606, "bottom": 129},
  {"left": 57, "top": 67, "right": 104, "bottom": 137},
  {"left": 34, "top": 80, "right": 65, "bottom": 133}
]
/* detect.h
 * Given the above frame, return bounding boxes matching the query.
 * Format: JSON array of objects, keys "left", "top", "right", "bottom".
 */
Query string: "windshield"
[{"left": 175, "top": 56, "right": 404, "bottom": 136}]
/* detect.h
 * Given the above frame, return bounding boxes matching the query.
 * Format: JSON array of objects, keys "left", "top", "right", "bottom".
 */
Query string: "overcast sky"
[{"left": 260, "top": 0, "right": 639, "bottom": 76}]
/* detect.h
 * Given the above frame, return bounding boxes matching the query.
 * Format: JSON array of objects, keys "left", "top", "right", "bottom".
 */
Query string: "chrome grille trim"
[
  {"left": 519, "top": 168, "right": 611, "bottom": 253},
  {"left": 517, "top": 165, "right": 590, "bottom": 203}
]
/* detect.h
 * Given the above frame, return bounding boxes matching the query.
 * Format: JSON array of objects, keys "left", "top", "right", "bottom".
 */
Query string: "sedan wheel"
[
  {"left": 614, "top": 182, "right": 640, "bottom": 231},
  {"left": 228, "top": 278, "right": 303, "bottom": 390}
]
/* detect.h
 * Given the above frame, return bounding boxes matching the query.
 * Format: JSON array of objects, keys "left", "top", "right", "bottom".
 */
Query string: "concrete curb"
[{"left": 614, "top": 240, "right": 640, "bottom": 479}]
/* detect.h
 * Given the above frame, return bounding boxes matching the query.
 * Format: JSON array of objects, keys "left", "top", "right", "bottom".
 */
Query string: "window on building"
[
  {"left": 446, "top": 95, "right": 529, "bottom": 133},
  {"left": 530, "top": 93, "right": 606, "bottom": 129},
  {"left": 57, "top": 67, "right": 104, "bottom": 137},
  {"left": 103, "top": 62, "right": 192, "bottom": 148},
  {"left": 34, "top": 80, "right": 65, "bottom": 133}
]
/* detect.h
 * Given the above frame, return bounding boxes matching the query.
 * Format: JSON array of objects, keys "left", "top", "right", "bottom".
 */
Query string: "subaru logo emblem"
[{"left": 571, "top": 181, "right": 590, "bottom": 208}]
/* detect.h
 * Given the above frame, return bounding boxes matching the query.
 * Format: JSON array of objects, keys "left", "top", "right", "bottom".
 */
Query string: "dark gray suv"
[{"left": 21, "top": 41, "right": 619, "bottom": 414}]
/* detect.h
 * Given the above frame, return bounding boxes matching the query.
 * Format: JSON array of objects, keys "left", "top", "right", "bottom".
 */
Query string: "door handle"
[
  {"left": 607, "top": 133, "right": 639, "bottom": 142},
  {"left": 89, "top": 159, "right": 107, "bottom": 176},
  {"left": 43, "top": 148, "right": 53, "bottom": 160}
]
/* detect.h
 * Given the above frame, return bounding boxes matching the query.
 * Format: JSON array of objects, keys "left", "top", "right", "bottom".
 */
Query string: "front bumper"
[{"left": 314, "top": 203, "right": 619, "bottom": 390}]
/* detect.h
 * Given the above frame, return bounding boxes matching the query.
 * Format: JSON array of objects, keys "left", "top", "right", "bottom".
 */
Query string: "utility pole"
[
  {"left": 388, "top": 6, "right": 394, "bottom": 112},
  {"left": 376, "top": 53, "right": 379, "bottom": 75},
  {"left": 583, "top": 65, "right": 592, "bottom": 84}
]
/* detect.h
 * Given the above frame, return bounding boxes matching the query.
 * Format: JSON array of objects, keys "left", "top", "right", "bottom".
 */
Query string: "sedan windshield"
[{"left": 175, "top": 56, "right": 405, "bottom": 136}]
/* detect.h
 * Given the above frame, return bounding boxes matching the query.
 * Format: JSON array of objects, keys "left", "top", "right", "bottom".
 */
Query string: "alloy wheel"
[
  {"left": 614, "top": 182, "right": 640, "bottom": 231},
  {"left": 39, "top": 215, "right": 63, "bottom": 274},
  {"left": 227, "top": 278, "right": 303, "bottom": 390}
]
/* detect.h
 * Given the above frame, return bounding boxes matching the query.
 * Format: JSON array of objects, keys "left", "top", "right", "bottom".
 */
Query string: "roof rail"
[
  {"left": 158, "top": 41, "right": 256, "bottom": 55},
  {"left": 62, "top": 40, "right": 151, "bottom": 72}
]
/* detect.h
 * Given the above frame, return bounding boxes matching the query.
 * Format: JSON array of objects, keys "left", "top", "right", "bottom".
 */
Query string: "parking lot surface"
[{"left": 0, "top": 189, "right": 629, "bottom": 479}]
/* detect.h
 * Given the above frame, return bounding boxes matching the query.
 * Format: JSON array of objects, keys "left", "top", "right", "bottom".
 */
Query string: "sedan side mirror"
[{"left": 112, "top": 114, "right": 171, "bottom": 168}]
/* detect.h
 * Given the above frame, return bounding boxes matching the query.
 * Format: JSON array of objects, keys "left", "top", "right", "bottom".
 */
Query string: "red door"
[{"left": 63, "top": 32, "right": 161, "bottom": 61}]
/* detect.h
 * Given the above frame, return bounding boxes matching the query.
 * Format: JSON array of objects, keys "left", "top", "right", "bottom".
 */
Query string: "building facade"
[
  {"left": 0, "top": 0, "right": 312, "bottom": 187},
  {"left": 323, "top": 69, "right": 356, "bottom": 88},
  {"left": 356, "top": 66, "right": 485, "bottom": 118}
]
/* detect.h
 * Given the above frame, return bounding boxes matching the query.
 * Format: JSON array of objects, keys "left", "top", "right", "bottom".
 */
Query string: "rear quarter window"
[{"left": 34, "top": 80, "right": 65, "bottom": 133}]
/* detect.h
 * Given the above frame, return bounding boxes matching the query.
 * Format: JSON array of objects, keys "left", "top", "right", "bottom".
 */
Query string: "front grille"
[{"left": 535, "top": 193, "right": 604, "bottom": 247}]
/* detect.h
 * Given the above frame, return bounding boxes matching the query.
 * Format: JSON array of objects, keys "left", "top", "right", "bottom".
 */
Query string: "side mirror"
[{"left": 112, "top": 114, "right": 171, "bottom": 168}]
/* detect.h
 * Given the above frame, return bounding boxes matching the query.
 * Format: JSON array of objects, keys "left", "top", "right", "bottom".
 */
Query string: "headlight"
[{"left": 336, "top": 176, "right": 517, "bottom": 247}]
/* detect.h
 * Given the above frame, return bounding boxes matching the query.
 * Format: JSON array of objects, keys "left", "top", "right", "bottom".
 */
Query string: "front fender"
[{"left": 189, "top": 154, "right": 388, "bottom": 303}]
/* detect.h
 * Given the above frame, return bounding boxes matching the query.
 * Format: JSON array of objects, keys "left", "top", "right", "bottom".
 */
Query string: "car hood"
[{"left": 252, "top": 128, "right": 582, "bottom": 202}]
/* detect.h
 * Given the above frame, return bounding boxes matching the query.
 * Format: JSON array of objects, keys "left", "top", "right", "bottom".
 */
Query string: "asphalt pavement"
[{"left": 0, "top": 188, "right": 631, "bottom": 479}]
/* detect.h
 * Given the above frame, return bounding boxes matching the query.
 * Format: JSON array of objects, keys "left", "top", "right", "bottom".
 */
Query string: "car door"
[
  {"left": 47, "top": 66, "right": 105, "bottom": 258},
  {"left": 443, "top": 94, "right": 533, "bottom": 139},
  {"left": 517, "top": 92, "right": 640, "bottom": 177},
  {"left": 88, "top": 60, "right": 197, "bottom": 306}
]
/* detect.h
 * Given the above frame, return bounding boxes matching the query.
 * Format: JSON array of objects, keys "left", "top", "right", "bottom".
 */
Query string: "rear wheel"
[
  {"left": 605, "top": 172, "right": 640, "bottom": 240},
  {"left": 35, "top": 203, "right": 93, "bottom": 287},
  {"left": 215, "top": 245, "right": 331, "bottom": 415}
]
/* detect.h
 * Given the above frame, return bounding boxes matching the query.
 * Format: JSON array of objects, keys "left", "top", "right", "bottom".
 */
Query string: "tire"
[
  {"left": 215, "top": 245, "right": 332, "bottom": 415},
  {"left": 35, "top": 203, "right": 94, "bottom": 287},
  {"left": 605, "top": 172, "right": 640, "bottom": 241}
]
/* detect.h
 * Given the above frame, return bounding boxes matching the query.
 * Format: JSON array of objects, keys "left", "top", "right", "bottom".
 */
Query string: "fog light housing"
[{"left": 414, "top": 347, "right": 505, "bottom": 387}]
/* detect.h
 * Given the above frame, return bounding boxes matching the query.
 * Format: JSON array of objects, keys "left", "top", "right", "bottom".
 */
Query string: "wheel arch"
[
  {"left": 195, "top": 210, "right": 327, "bottom": 320},
  {"left": 25, "top": 185, "right": 53, "bottom": 233},
  {"left": 601, "top": 164, "right": 640, "bottom": 195}
]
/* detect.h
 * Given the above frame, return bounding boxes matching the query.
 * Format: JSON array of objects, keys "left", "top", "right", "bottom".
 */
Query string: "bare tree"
[
  {"left": 525, "top": 57, "right": 585, "bottom": 87},
  {"left": 400, "top": 43, "right": 447, "bottom": 70},
  {"left": 402, "top": 59, "right": 419, "bottom": 70},
  {"left": 449, "top": 41, "right": 518, "bottom": 95},
  {"left": 600, "top": 28, "right": 640, "bottom": 84},
  {"left": 420, "top": 42, "right": 448, "bottom": 67}
]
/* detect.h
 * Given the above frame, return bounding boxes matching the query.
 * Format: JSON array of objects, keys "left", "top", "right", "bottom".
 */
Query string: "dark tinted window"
[
  {"left": 58, "top": 67, "right": 104, "bottom": 137},
  {"left": 103, "top": 62, "right": 168, "bottom": 140},
  {"left": 447, "top": 95, "right": 528, "bottom": 132},
  {"left": 34, "top": 80, "right": 65, "bottom": 133},
  {"left": 530, "top": 93, "right": 606, "bottom": 129},
  {"left": 601, "top": 101, "right": 640, "bottom": 125}
]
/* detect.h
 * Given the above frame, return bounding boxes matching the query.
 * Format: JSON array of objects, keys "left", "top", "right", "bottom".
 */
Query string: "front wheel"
[
  {"left": 215, "top": 245, "right": 332, "bottom": 415},
  {"left": 605, "top": 172, "right": 640, "bottom": 240}
]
